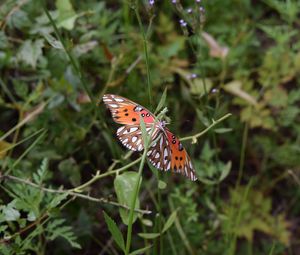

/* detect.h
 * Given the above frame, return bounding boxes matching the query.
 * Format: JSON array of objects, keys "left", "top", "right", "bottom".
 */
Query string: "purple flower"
[
  {"left": 179, "top": 19, "right": 187, "bottom": 27},
  {"left": 187, "top": 73, "right": 198, "bottom": 79},
  {"left": 196, "top": 0, "right": 201, "bottom": 2},
  {"left": 187, "top": 8, "right": 193, "bottom": 13},
  {"left": 149, "top": 0, "right": 155, "bottom": 5},
  {"left": 199, "top": 6, "right": 205, "bottom": 12},
  {"left": 172, "top": 0, "right": 177, "bottom": 3}
]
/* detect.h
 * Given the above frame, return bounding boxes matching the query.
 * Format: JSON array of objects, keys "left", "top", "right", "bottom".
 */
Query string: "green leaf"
[
  {"left": 17, "top": 39, "right": 44, "bottom": 68},
  {"left": 1, "top": 201, "right": 20, "bottom": 222},
  {"left": 138, "top": 232, "right": 160, "bottom": 239},
  {"left": 158, "top": 180, "right": 167, "bottom": 190},
  {"left": 103, "top": 211, "right": 125, "bottom": 252},
  {"left": 140, "top": 117, "right": 149, "bottom": 146},
  {"left": 42, "top": 33, "right": 63, "bottom": 49},
  {"left": 214, "top": 128, "right": 233, "bottom": 134},
  {"left": 129, "top": 245, "right": 153, "bottom": 255},
  {"left": 141, "top": 218, "right": 153, "bottom": 227},
  {"left": 55, "top": 0, "right": 78, "bottom": 30},
  {"left": 46, "top": 218, "right": 81, "bottom": 249},
  {"left": 162, "top": 210, "right": 177, "bottom": 233},
  {"left": 114, "top": 172, "right": 141, "bottom": 225},
  {"left": 154, "top": 87, "right": 167, "bottom": 114},
  {"left": 48, "top": 193, "right": 68, "bottom": 209},
  {"left": 0, "top": 31, "right": 9, "bottom": 49},
  {"left": 219, "top": 161, "right": 232, "bottom": 182}
]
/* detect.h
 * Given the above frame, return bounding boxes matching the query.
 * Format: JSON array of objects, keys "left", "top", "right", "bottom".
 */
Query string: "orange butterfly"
[{"left": 103, "top": 94, "right": 197, "bottom": 181}]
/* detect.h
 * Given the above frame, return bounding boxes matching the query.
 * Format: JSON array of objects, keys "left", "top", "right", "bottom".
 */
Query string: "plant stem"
[
  {"left": 73, "top": 157, "right": 142, "bottom": 192},
  {"left": 1, "top": 174, "right": 151, "bottom": 215},
  {"left": 125, "top": 141, "right": 149, "bottom": 254},
  {"left": 133, "top": 3, "right": 152, "bottom": 108},
  {"left": 236, "top": 121, "right": 249, "bottom": 187},
  {"left": 43, "top": 6, "right": 93, "bottom": 102},
  {"left": 180, "top": 113, "right": 232, "bottom": 141}
]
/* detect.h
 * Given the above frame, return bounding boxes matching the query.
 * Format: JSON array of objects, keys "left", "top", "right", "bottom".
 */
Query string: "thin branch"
[
  {"left": 180, "top": 113, "right": 232, "bottom": 142},
  {"left": 72, "top": 157, "right": 142, "bottom": 192},
  {"left": 1, "top": 174, "right": 151, "bottom": 215}
]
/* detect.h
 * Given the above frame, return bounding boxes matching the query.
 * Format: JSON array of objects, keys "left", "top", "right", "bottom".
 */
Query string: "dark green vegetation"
[{"left": 0, "top": 0, "right": 300, "bottom": 254}]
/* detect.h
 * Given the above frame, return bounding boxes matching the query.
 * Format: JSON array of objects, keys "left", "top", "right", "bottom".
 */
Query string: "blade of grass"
[
  {"left": 132, "top": 1, "right": 152, "bottom": 108},
  {"left": 0, "top": 128, "right": 44, "bottom": 155},
  {"left": 236, "top": 122, "right": 249, "bottom": 187},
  {"left": 43, "top": 5, "right": 93, "bottom": 102},
  {"left": 10, "top": 130, "right": 47, "bottom": 171}
]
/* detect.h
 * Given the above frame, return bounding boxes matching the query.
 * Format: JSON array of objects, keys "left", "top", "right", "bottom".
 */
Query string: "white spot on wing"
[
  {"left": 118, "top": 126, "right": 125, "bottom": 133},
  {"left": 132, "top": 136, "right": 137, "bottom": 143},
  {"left": 155, "top": 152, "right": 160, "bottom": 159},
  {"left": 130, "top": 127, "right": 138, "bottom": 132},
  {"left": 160, "top": 137, "right": 163, "bottom": 149},
  {"left": 115, "top": 98, "right": 124, "bottom": 102},
  {"left": 109, "top": 104, "right": 118, "bottom": 108},
  {"left": 184, "top": 166, "right": 188, "bottom": 176},
  {"left": 167, "top": 162, "right": 171, "bottom": 170},
  {"left": 164, "top": 148, "right": 168, "bottom": 158}
]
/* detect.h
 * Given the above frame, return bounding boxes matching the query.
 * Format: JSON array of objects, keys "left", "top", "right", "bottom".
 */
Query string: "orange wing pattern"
[
  {"left": 103, "top": 94, "right": 197, "bottom": 181},
  {"left": 166, "top": 129, "right": 197, "bottom": 181},
  {"left": 103, "top": 94, "right": 155, "bottom": 125}
]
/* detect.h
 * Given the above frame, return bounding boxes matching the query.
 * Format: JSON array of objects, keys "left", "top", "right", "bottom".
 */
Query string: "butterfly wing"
[
  {"left": 147, "top": 131, "right": 172, "bottom": 171},
  {"left": 166, "top": 129, "right": 197, "bottom": 181},
  {"left": 117, "top": 125, "right": 160, "bottom": 152},
  {"left": 103, "top": 94, "right": 197, "bottom": 181},
  {"left": 103, "top": 94, "right": 156, "bottom": 125}
]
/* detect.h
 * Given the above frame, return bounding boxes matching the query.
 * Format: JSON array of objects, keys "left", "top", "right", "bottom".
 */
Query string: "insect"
[{"left": 103, "top": 94, "right": 197, "bottom": 181}]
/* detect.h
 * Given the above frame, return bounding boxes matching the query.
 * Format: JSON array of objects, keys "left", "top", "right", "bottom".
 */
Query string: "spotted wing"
[
  {"left": 117, "top": 125, "right": 161, "bottom": 152},
  {"left": 103, "top": 94, "right": 155, "bottom": 125},
  {"left": 165, "top": 129, "right": 197, "bottom": 181},
  {"left": 147, "top": 132, "right": 172, "bottom": 172}
]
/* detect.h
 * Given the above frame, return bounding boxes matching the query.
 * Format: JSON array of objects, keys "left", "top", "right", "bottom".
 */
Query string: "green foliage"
[
  {"left": 223, "top": 186, "right": 290, "bottom": 246},
  {"left": 0, "top": 0, "right": 299, "bottom": 254},
  {"left": 114, "top": 172, "right": 141, "bottom": 225},
  {"left": 103, "top": 211, "right": 125, "bottom": 252}
]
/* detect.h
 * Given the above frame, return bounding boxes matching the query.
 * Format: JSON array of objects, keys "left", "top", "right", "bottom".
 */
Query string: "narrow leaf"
[
  {"left": 103, "top": 211, "right": 125, "bottom": 252},
  {"left": 129, "top": 245, "right": 153, "bottom": 255},
  {"left": 214, "top": 128, "right": 233, "bottom": 134},
  {"left": 219, "top": 161, "right": 232, "bottom": 182},
  {"left": 154, "top": 87, "right": 167, "bottom": 114},
  {"left": 162, "top": 210, "right": 177, "bottom": 233},
  {"left": 138, "top": 232, "right": 160, "bottom": 239},
  {"left": 139, "top": 117, "right": 149, "bottom": 145}
]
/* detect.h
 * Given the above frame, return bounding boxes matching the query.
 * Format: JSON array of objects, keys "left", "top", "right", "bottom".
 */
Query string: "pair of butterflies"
[{"left": 103, "top": 94, "right": 197, "bottom": 181}]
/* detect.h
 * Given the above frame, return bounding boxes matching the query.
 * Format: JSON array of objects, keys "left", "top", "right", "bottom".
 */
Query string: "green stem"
[
  {"left": 125, "top": 142, "right": 149, "bottom": 254},
  {"left": 133, "top": 4, "right": 152, "bottom": 108},
  {"left": 72, "top": 157, "right": 142, "bottom": 192},
  {"left": 236, "top": 122, "right": 249, "bottom": 187},
  {"left": 43, "top": 5, "right": 93, "bottom": 102},
  {"left": 180, "top": 113, "right": 232, "bottom": 141}
]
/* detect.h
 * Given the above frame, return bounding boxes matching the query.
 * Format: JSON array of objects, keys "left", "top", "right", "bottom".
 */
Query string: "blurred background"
[{"left": 0, "top": 0, "right": 300, "bottom": 254}]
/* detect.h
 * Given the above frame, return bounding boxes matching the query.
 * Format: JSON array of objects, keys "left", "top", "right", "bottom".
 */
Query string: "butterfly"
[{"left": 103, "top": 94, "right": 197, "bottom": 181}]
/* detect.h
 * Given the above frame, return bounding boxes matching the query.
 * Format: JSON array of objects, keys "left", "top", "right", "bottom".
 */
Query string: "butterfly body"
[{"left": 103, "top": 94, "right": 197, "bottom": 181}]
